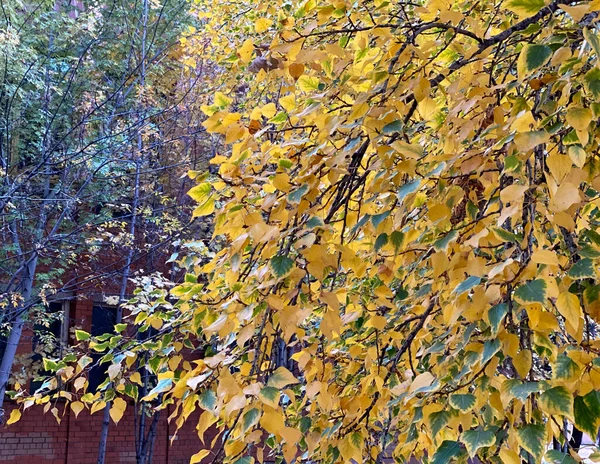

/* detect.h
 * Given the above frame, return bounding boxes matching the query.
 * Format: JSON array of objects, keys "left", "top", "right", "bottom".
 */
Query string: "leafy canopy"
[{"left": 20, "top": 0, "right": 600, "bottom": 463}]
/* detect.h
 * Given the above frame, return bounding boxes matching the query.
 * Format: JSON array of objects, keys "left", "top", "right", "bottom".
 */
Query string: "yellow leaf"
[
  {"left": 255, "top": 18, "right": 273, "bottom": 33},
  {"left": 409, "top": 372, "right": 434, "bottom": 393},
  {"left": 297, "top": 75, "right": 320, "bottom": 92},
  {"left": 514, "top": 130, "right": 549, "bottom": 152},
  {"left": 190, "top": 449, "right": 211, "bottom": 463},
  {"left": 260, "top": 103, "right": 277, "bottom": 118},
  {"left": 71, "top": 401, "right": 85, "bottom": 418},
  {"left": 6, "top": 409, "right": 21, "bottom": 425},
  {"left": 566, "top": 107, "right": 592, "bottom": 131},
  {"left": 188, "top": 183, "right": 212, "bottom": 203},
  {"left": 338, "top": 433, "right": 362, "bottom": 462},
  {"left": 556, "top": 292, "right": 583, "bottom": 343},
  {"left": 90, "top": 401, "right": 107, "bottom": 415},
  {"left": 546, "top": 153, "right": 572, "bottom": 184},
  {"left": 280, "top": 426, "right": 302, "bottom": 445},
  {"left": 500, "top": 184, "right": 527, "bottom": 204},
  {"left": 238, "top": 39, "right": 254, "bottom": 64},
  {"left": 499, "top": 447, "right": 521, "bottom": 464},
  {"left": 260, "top": 407, "right": 285, "bottom": 434},
  {"left": 531, "top": 249, "right": 559, "bottom": 266},
  {"left": 321, "top": 309, "right": 342, "bottom": 339},
  {"left": 513, "top": 349, "right": 532, "bottom": 379},
  {"left": 109, "top": 397, "right": 127, "bottom": 424},
  {"left": 192, "top": 196, "right": 215, "bottom": 217},
  {"left": 417, "top": 97, "right": 438, "bottom": 120},
  {"left": 130, "top": 372, "right": 142, "bottom": 385},
  {"left": 279, "top": 94, "right": 296, "bottom": 111},
  {"left": 550, "top": 182, "right": 581, "bottom": 212},
  {"left": 568, "top": 145, "right": 587, "bottom": 168},
  {"left": 214, "top": 92, "right": 232, "bottom": 108},
  {"left": 561, "top": 3, "right": 590, "bottom": 21},
  {"left": 267, "top": 367, "right": 300, "bottom": 389}
]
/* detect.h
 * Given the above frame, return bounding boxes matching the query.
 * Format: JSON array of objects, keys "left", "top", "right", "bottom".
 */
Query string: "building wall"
[
  {"left": 0, "top": 297, "right": 215, "bottom": 464},
  {"left": 0, "top": 403, "right": 213, "bottom": 464}
]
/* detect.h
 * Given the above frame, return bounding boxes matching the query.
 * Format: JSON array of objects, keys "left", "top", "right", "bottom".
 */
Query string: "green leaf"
[
  {"left": 453, "top": 276, "right": 481, "bottom": 296},
  {"left": 567, "top": 258, "right": 595, "bottom": 279},
  {"left": 382, "top": 120, "right": 402, "bottom": 134},
  {"left": 258, "top": 386, "right": 280, "bottom": 407},
  {"left": 545, "top": 449, "right": 578, "bottom": 464},
  {"left": 371, "top": 211, "right": 390, "bottom": 228},
  {"left": 504, "top": 380, "right": 540, "bottom": 402},
  {"left": 146, "top": 378, "right": 173, "bottom": 398},
  {"left": 449, "top": 394, "right": 476, "bottom": 412},
  {"left": 75, "top": 330, "right": 90, "bottom": 341},
  {"left": 114, "top": 323, "right": 127, "bottom": 333},
  {"left": 504, "top": 155, "right": 522, "bottom": 173},
  {"left": 506, "top": 0, "right": 545, "bottom": 17},
  {"left": 306, "top": 216, "right": 324, "bottom": 228},
  {"left": 481, "top": 338, "right": 501, "bottom": 365},
  {"left": 553, "top": 354, "right": 581, "bottom": 380},
  {"left": 397, "top": 180, "right": 420, "bottom": 204},
  {"left": 43, "top": 358, "right": 59, "bottom": 372},
  {"left": 270, "top": 255, "right": 294, "bottom": 278},
  {"left": 278, "top": 158, "right": 293, "bottom": 169},
  {"left": 539, "top": 386, "right": 573, "bottom": 418},
  {"left": 514, "top": 279, "right": 546, "bottom": 304},
  {"left": 268, "top": 111, "right": 288, "bottom": 124},
  {"left": 488, "top": 303, "right": 508, "bottom": 335},
  {"left": 287, "top": 184, "right": 309, "bottom": 204},
  {"left": 389, "top": 231, "right": 404, "bottom": 251},
  {"left": 517, "top": 44, "right": 552, "bottom": 80},
  {"left": 429, "top": 410, "right": 451, "bottom": 437},
  {"left": 375, "top": 233, "right": 388, "bottom": 251},
  {"left": 433, "top": 230, "right": 458, "bottom": 252},
  {"left": 461, "top": 428, "right": 496, "bottom": 457},
  {"left": 199, "top": 389, "right": 217, "bottom": 413},
  {"left": 233, "top": 457, "right": 253, "bottom": 464},
  {"left": 431, "top": 440, "right": 462, "bottom": 464},
  {"left": 491, "top": 226, "right": 521, "bottom": 243},
  {"left": 584, "top": 67, "right": 600, "bottom": 99},
  {"left": 242, "top": 408, "right": 261, "bottom": 433},
  {"left": 574, "top": 391, "right": 600, "bottom": 438},
  {"left": 585, "top": 27, "right": 600, "bottom": 59},
  {"left": 517, "top": 424, "right": 546, "bottom": 461}
]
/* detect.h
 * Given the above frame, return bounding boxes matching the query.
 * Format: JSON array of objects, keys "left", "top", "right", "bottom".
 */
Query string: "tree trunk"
[
  {"left": 0, "top": 256, "right": 37, "bottom": 414},
  {"left": 97, "top": 0, "right": 146, "bottom": 448}
]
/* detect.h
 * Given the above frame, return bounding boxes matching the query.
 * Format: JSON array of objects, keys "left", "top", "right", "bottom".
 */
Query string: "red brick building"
[{"left": 0, "top": 297, "right": 212, "bottom": 463}]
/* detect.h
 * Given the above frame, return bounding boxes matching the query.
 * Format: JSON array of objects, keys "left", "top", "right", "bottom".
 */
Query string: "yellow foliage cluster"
[{"left": 20, "top": 0, "right": 600, "bottom": 463}]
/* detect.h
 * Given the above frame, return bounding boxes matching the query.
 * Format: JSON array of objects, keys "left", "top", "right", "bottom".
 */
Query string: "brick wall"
[
  {"left": 0, "top": 403, "right": 214, "bottom": 464},
  {"left": 0, "top": 295, "right": 218, "bottom": 464}
]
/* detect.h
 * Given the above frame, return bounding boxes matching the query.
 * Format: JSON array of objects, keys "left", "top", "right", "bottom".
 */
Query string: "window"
[{"left": 88, "top": 304, "right": 117, "bottom": 392}]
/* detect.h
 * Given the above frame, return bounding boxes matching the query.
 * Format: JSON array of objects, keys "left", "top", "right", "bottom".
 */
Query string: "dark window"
[{"left": 88, "top": 305, "right": 117, "bottom": 392}]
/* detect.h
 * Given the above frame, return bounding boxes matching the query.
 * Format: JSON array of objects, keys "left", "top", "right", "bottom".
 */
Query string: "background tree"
[{"left": 0, "top": 0, "right": 209, "bottom": 431}]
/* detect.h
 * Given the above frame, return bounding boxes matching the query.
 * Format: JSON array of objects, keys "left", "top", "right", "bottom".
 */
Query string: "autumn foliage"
[{"left": 18, "top": 0, "right": 600, "bottom": 463}]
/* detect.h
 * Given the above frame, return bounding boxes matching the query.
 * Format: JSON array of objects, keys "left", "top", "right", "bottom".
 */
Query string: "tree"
[
  {"left": 0, "top": 0, "right": 203, "bottom": 428},
  {"left": 21, "top": 0, "right": 600, "bottom": 463}
]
